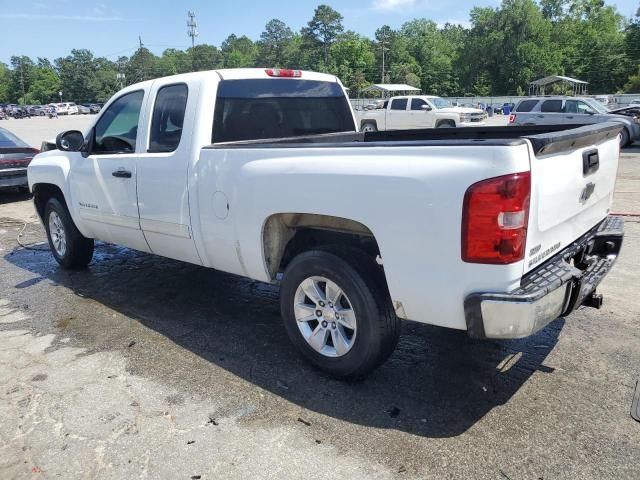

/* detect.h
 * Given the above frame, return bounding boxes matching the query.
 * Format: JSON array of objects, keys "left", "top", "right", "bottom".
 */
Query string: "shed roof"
[
  {"left": 361, "top": 84, "right": 421, "bottom": 93},
  {"left": 529, "top": 75, "right": 588, "bottom": 86}
]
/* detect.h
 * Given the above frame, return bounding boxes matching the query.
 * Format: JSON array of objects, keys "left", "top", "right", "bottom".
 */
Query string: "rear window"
[
  {"left": 212, "top": 79, "right": 354, "bottom": 143},
  {"left": 540, "top": 100, "right": 563, "bottom": 113},
  {"left": 515, "top": 100, "right": 538, "bottom": 112}
]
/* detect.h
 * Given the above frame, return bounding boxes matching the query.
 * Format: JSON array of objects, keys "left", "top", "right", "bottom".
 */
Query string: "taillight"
[
  {"left": 265, "top": 68, "right": 302, "bottom": 78},
  {"left": 508, "top": 113, "right": 516, "bottom": 123},
  {"left": 462, "top": 172, "right": 531, "bottom": 264}
]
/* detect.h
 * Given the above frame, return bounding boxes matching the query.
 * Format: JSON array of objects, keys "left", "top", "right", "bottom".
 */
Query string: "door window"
[
  {"left": 540, "top": 100, "right": 563, "bottom": 113},
  {"left": 390, "top": 98, "right": 408, "bottom": 110},
  {"left": 149, "top": 84, "right": 188, "bottom": 152},
  {"left": 410, "top": 98, "right": 428, "bottom": 110},
  {"left": 92, "top": 90, "right": 144, "bottom": 154},
  {"left": 564, "top": 100, "right": 593, "bottom": 114}
]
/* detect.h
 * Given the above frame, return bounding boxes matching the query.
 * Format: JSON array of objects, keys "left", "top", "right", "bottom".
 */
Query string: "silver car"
[{"left": 510, "top": 96, "right": 639, "bottom": 147}]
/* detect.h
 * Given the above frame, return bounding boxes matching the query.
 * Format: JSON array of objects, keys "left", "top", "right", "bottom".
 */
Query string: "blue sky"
[{"left": 0, "top": 0, "right": 638, "bottom": 63}]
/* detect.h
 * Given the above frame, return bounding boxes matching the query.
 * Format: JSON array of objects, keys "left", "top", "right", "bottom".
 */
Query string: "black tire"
[
  {"left": 619, "top": 128, "right": 630, "bottom": 148},
  {"left": 361, "top": 122, "right": 378, "bottom": 132},
  {"left": 43, "top": 197, "right": 94, "bottom": 269},
  {"left": 280, "top": 248, "right": 400, "bottom": 379}
]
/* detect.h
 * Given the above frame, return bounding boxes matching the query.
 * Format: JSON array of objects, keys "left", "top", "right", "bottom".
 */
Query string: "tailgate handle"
[{"left": 582, "top": 149, "right": 599, "bottom": 176}]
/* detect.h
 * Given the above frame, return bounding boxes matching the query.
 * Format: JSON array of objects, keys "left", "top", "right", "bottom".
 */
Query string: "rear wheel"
[
  {"left": 280, "top": 249, "right": 400, "bottom": 379},
  {"left": 44, "top": 197, "right": 94, "bottom": 269},
  {"left": 361, "top": 122, "right": 378, "bottom": 133}
]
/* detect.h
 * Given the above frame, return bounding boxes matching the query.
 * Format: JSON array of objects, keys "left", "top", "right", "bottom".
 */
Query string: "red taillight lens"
[
  {"left": 462, "top": 172, "right": 531, "bottom": 264},
  {"left": 508, "top": 114, "right": 516, "bottom": 123},
  {"left": 265, "top": 68, "right": 302, "bottom": 78}
]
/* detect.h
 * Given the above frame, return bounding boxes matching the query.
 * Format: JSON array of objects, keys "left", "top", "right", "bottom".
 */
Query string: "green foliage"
[{"left": 3, "top": 2, "right": 639, "bottom": 103}]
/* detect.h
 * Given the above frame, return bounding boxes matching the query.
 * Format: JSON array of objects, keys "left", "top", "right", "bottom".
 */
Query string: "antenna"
[{"left": 187, "top": 11, "right": 199, "bottom": 49}]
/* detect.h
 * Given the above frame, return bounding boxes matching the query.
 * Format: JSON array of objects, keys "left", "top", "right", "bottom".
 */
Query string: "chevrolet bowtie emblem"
[{"left": 580, "top": 182, "right": 596, "bottom": 204}]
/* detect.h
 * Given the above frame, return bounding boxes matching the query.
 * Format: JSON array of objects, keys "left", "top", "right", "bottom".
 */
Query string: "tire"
[
  {"left": 280, "top": 248, "right": 400, "bottom": 379},
  {"left": 436, "top": 121, "right": 455, "bottom": 128},
  {"left": 43, "top": 197, "right": 94, "bottom": 269},
  {"left": 619, "top": 128, "right": 630, "bottom": 148},
  {"left": 361, "top": 122, "right": 378, "bottom": 133}
]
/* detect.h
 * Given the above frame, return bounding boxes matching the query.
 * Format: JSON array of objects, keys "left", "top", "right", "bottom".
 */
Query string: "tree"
[
  {"left": 125, "top": 47, "right": 158, "bottom": 84},
  {"left": 0, "top": 63, "right": 11, "bottom": 103},
  {"left": 55, "top": 49, "right": 99, "bottom": 102},
  {"left": 258, "top": 19, "right": 294, "bottom": 67},
  {"left": 9, "top": 56, "right": 35, "bottom": 103},
  {"left": 25, "top": 66, "right": 60, "bottom": 104},
  {"left": 189, "top": 44, "right": 223, "bottom": 71},
  {"left": 302, "top": 5, "right": 344, "bottom": 66},
  {"left": 221, "top": 35, "right": 258, "bottom": 67},
  {"left": 329, "top": 32, "right": 375, "bottom": 91},
  {"left": 625, "top": 66, "right": 640, "bottom": 92}
]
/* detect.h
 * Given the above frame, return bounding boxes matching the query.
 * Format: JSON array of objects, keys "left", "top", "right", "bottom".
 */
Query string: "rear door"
[
  {"left": 135, "top": 81, "right": 202, "bottom": 265},
  {"left": 534, "top": 99, "right": 565, "bottom": 124},
  {"left": 523, "top": 124, "right": 620, "bottom": 273}
]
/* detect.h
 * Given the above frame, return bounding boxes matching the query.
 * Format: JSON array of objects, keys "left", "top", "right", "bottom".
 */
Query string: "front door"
[
  {"left": 68, "top": 89, "right": 150, "bottom": 252},
  {"left": 408, "top": 98, "right": 434, "bottom": 128},
  {"left": 387, "top": 98, "right": 410, "bottom": 130}
]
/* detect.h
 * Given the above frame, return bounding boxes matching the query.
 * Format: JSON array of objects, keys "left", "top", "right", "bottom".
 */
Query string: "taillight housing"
[
  {"left": 462, "top": 172, "right": 531, "bottom": 264},
  {"left": 508, "top": 113, "right": 516, "bottom": 123},
  {"left": 265, "top": 68, "right": 302, "bottom": 78}
]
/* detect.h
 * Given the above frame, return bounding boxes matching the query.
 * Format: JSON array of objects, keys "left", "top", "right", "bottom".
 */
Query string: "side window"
[
  {"left": 390, "top": 98, "right": 408, "bottom": 110},
  {"left": 576, "top": 101, "right": 593, "bottom": 113},
  {"left": 149, "top": 84, "right": 188, "bottom": 153},
  {"left": 411, "top": 98, "right": 427, "bottom": 110},
  {"left": 93, "top": 90, "right": 144, "bottom": 154},
  {"left": 540, "top": 100, "right": 563, "bottom": 113},
  {"left": 516, "top": 100, "right": 538, "bottom": 112},
  {"left": 564, "top": 100, "right": 578, "bottom": 113}
]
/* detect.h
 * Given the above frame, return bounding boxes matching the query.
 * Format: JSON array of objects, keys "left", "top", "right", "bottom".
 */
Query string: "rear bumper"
[
  {"left": 464, "top": 216, "right": 624, "bottom": 339},
  {"left": 0, "top": 168, "right": 28, "bottom": 188}
]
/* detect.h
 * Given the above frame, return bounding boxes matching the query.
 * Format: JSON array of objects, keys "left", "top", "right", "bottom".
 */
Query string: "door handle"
[
  {"left": 537, "top": 115, "right": 544, "bottom": 118},
  {"left": 566, "top": 115, "right": 574, "bottom": 119},
  {"left": 112, "top": 169, "right": 132, "bottom": 178}
]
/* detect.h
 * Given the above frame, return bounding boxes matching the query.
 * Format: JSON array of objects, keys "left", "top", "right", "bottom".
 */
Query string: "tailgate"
[{"left": 523, "top": 123, "right": 621, "bottom": 273}]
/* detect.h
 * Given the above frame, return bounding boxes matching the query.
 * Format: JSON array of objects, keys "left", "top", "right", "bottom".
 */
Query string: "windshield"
[{"left": 430, "top": 98, "right": 451, "bottom": 109}]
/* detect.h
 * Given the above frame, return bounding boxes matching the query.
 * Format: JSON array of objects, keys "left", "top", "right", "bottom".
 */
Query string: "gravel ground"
[{"left": 0, "top": 119, "right": 638, "bottom": 479}]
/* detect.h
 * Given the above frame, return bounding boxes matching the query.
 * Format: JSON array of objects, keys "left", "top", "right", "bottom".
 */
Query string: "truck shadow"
[
  {"left": 5, "top": 243, "right": 563, "bottom": 439},
  {"left": 0, "top": 189, "right": 31, "bottom": 205}
]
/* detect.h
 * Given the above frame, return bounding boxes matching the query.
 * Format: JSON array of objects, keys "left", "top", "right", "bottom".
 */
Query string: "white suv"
[{"left": 52, "top": 103, "right": 79, "bottom": 115}]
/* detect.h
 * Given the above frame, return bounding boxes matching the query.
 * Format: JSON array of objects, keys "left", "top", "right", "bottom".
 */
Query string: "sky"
[{"left": 0, "top": 0, "right": 638, "bottom": 64}]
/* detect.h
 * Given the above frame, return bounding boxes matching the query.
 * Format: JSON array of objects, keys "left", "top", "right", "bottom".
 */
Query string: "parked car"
[
  {"left": 510, "top": 96, "right": 639, "bottom": 147},
  {"left": 89, "top": 103, "right": 103, "bottom": 114},
  {"left": 77, "top": 104, "right": 91, "bottom": 114},
  {"left": 0, "top": 110, "right": 6, "bottom": 120},
  {"left": 28, "top": 105, "right": 47, "bottom": 116},
  {"left": 357, "top": 95, "right": 486, "bottom": 132},
  {"left": 51, "top": 102, "right": 79, "bottom": 115},
  {"left": 0, "top": 127, "right": 39, "bottom": 189},
  {"left": 28, "top": 68, "right": 624, "bottom": 378},
  {"left": 630, "top": 99, "right": 640, "bottom": 106}
]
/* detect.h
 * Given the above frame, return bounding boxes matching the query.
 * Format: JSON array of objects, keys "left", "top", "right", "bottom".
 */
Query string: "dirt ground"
[{"left": 0, "top": 119, "right": 639, "bottom": 478}]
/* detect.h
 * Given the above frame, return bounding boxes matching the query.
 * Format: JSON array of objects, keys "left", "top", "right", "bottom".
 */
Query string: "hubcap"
[
  {"left": 48, "top": 211, "right": 67, "bottom": 257},
  {"left": 293, "top": 276, "right": 357, "bottom": 357}
]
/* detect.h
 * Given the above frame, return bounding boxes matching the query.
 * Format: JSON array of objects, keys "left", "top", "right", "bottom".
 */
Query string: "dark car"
[{"left": 0, "top": 127, "right": 39, "bottom": 189}]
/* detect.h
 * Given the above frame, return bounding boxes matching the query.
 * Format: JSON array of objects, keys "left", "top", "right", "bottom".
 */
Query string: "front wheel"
[
  {"left": 619, "top": 128, "right": 630, "bottom": 148},
  {"left": 280, "top": 249, "right": 400, "bottom": 379},
  {"left": 44, "top": 197, "right": 94, "bottom": 269}
]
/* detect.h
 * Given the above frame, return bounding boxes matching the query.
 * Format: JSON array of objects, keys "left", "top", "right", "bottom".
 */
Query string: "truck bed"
[{"left": 206, "top": 123, "right": 622, "bottom": 156}]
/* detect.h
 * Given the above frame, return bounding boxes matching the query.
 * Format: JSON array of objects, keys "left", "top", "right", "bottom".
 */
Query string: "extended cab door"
[
  {"left": 408, "top": 98, "right": 435, "bottom": 128},
  {"left": 386, "top": 98, "right": 410, "bottom": 130},
  {"left": 68, "top": 89, "right": 150, "bottom": 252},
  {"left": 135, "top": 81, "right": 202, "bottom": 265}
]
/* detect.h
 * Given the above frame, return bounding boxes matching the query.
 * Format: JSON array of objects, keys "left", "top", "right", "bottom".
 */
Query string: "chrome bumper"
[{"left": 464, "top": 216, "right": 624, "bottom": 339}]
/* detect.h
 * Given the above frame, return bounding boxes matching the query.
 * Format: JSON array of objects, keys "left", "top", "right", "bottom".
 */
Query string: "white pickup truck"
[
  {"left": 356, "top": 95, "right": 486, "bottom": 132},
  {"left": 28, "top": 68, "right": 624, "bottom": 379}
]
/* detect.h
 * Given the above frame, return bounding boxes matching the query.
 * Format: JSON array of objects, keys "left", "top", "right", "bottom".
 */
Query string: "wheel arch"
[
  {"left": 435, "top": 118, "right": 456, "bottom": 128},
  {"left": 360, "top": 119, "right": 378, "bottom": 130},
  {"left": 262, "top": 213, "right": 382, "bottom": 281},
  {"left": 32, "top": 183, "right": 66, "bottom": 222}
]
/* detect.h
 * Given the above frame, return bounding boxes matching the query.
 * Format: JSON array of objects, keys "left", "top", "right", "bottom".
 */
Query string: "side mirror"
[
  {"left": 421, "top": 105, "right": 432, "bottom": 111},
  {"left": 55, "top": 130, "right": 84, "bottom": 152}
]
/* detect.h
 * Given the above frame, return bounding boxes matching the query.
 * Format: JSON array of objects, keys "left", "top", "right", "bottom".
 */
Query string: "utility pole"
[
  {"left": 19, "top": 57, "right": 25, "bottom": 105},
  {"left": 139, "top": 36, "right": 144, "bottom": 49},
  {"left": 187, "top": 11, "right": 198, "bottom": 49},
  {"left": 379, "top": 32, "right": 389, "bottom": 84}
]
